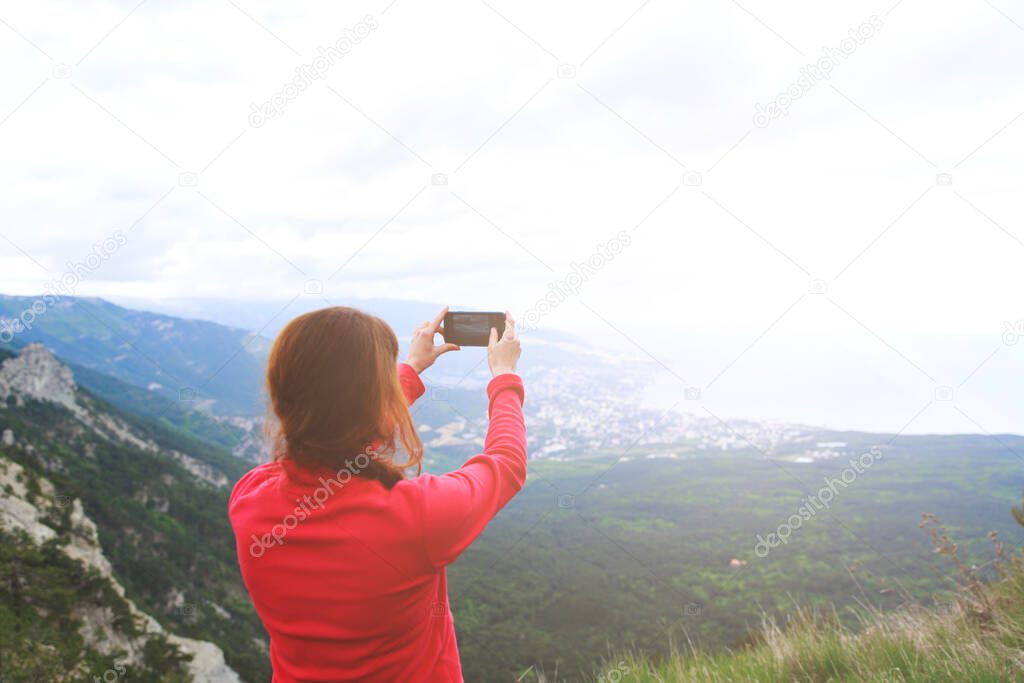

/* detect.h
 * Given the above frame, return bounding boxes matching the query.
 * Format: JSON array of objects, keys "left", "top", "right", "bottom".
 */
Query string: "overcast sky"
[{"left": 1, "top": 0, "right": 1022, "bottom": 435}]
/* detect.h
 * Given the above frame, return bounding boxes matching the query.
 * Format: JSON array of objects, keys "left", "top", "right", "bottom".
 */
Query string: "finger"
[
  {"left": 430, "top": 306, "right": 448, "bottom": 332},
  {"left": 488, "top": 326, "right": 498, "bottom": 347},
  {"left": 436, "top": 343, "right": 460, "bottom": 355},
  {"left": 503, "top": 310, "right": 516, "bottom": 339}
]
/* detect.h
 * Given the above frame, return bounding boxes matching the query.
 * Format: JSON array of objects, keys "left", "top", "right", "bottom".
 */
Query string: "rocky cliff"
[{"left": 0, "top": 344, "right": 250, "bottom": 682}]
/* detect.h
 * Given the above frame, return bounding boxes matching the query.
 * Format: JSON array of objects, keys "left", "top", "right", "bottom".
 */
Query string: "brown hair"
[{"left": 265, "top": 306, "right": 422, "bottom": 487}]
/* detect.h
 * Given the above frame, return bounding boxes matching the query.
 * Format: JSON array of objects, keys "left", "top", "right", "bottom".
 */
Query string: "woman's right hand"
[{"left": 488, "top": 312, "right": 520, "bottom": 377}]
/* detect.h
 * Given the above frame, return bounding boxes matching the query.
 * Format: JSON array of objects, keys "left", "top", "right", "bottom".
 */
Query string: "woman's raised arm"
[{"left": 414, "top": 313, "right": 525, "bottom": 568}]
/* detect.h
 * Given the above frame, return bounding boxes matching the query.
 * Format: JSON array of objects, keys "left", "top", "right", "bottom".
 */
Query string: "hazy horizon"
[{"left": 2, "top": 289, "right": 1018, "bottom": 439}]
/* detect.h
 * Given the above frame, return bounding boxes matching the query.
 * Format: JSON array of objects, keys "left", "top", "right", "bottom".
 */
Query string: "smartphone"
[{"left": 443, "top": 311, "right": 505, "bottom": 347}]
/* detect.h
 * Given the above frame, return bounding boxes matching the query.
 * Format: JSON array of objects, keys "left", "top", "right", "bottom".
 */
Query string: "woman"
[{"left": 229, "top": 305, "right": 525, "bottom": 682}]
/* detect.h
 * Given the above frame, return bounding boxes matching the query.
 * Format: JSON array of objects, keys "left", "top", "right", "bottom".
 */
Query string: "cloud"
[{"left": 0, "top": 0, "right": 1022, "bottom": 432}]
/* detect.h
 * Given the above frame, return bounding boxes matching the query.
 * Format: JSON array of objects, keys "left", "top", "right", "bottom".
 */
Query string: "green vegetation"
[
  {"left": 445, "top": 439, "right": 1024, "bottom": 680},
  {"left": 585, "top": 518, "right": 1024, "bottom": 682},
  {"left": 69, "top": 361, "right": 252, "bottom": 455},
  {"left": 0, "top": 528, "right": 191, "bottom": 682}
]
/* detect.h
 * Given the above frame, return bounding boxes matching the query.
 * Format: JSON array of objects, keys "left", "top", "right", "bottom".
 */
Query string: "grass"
[{"left": 588, "top": 519, "right": 1024, "bottom": 683}]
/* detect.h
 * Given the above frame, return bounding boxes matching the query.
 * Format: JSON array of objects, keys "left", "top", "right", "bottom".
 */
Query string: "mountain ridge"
[{"left": 0, "top": 294, "right": 268, "bottom": 416}]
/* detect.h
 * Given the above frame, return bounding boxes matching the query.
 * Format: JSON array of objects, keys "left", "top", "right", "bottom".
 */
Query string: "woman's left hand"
[{"left": 406, "top": 306, "right": 460, "bottom": 373}]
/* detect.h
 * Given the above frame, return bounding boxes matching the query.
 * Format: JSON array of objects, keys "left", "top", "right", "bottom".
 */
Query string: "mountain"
[
  {"left": 0, "top": 295, "right": 269, "bottom": 416},
  {"left": 0, "top": 345, "right": 270, "bottom": 681}
]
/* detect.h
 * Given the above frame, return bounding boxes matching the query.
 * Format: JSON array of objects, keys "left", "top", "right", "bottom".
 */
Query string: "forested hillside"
[
  {"left": 444, "top": 438, "right": 1024, "bottom": 680},
  {"left": 0, "top": 295, "right": 268, "bottom": 415}
]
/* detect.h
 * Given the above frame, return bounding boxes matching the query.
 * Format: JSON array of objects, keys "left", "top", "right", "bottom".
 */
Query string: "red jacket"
[{"left": 229, "top": 365, "right": 527, "bottom": 682}]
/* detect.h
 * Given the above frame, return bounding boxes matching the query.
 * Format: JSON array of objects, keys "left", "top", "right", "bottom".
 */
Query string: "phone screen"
[{"left": 444, "top": 312, "right": 505, "bottom": 347}]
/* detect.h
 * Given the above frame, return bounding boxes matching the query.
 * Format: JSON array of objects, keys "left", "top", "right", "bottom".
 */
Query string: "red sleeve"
[
  {"left": 397, "top": 362, "right": 425, "bottom": 406},
  {"left": 415, "top": 373, "right": 527, "bottom": 568}
]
